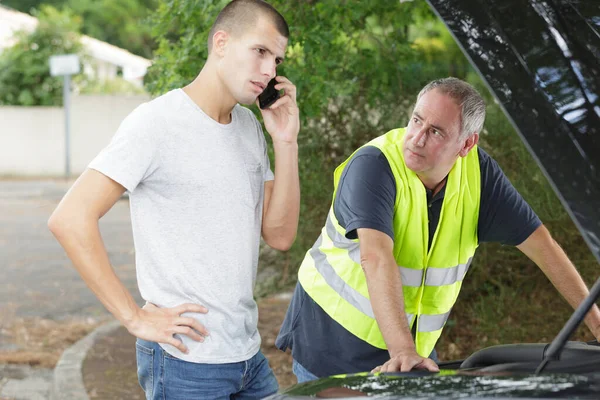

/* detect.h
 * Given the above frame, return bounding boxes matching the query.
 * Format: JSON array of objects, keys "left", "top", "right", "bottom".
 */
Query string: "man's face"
[
  {"left": 218, "top": 17, "right": 287, "bottom": 105},
  {"left": 403, "top": 89, "right": 469, "bottom": 176}
]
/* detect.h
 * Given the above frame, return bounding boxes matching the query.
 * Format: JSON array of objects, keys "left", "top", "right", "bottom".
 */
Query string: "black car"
[{"left": 267, "top": 0, "right": 600, "bottom": 398}]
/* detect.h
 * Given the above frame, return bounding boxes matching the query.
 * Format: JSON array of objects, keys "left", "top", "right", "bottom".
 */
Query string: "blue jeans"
[
  {"left": 292, "top": 349, "right": 439, "bottom": 384},
  {"left": 136, "top": 339, "right": 278, "bottom": 400},
  {"left": 292, "top": 359, "right": 319, "bottom": 383}
]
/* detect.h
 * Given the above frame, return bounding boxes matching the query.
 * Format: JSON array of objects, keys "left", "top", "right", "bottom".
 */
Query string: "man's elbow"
[
  {"left": 265, "top": 234, "right": 295, "bottom": 252},
  {"left": 48, "top": 210, "right": 69, "bottom": 239},
  {"left": 360, "top": 251, "right": 386, "bottom": 275},
  {"left": 48, "top": 208, "right": 81, "bottom": 240}
]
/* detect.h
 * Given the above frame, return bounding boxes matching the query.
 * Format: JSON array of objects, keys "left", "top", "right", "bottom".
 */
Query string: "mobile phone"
[{"left": 258, "top": 78, "right": 280, "bottom": 109}]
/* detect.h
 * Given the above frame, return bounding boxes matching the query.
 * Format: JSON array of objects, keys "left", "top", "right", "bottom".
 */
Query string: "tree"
[
  {"left": 1, "top": 0, "right": 157, "bottom": 58},
  {"left": 65, "top": 0, "right": 157, "bottom": 58},
  {"left": 0, "top": 6, "right": 83, "bottom": 106},
  {"left": 0, "top": 0, "right": 67, "bottom": 14}
]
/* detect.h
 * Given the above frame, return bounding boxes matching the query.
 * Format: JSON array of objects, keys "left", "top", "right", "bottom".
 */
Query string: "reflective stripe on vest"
[
  {"left": 309, "top": 232, "right": 415, "bottom": 324},
  {"left": 299, "top": 128, "right": 480, "bottom": 357},
  {"left": 323, "top": 212, "right": 474, "bottom": 288}
]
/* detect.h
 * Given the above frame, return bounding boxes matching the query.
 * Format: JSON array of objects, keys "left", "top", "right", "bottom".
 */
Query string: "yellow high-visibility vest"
[{"left": 298, "top": 128, "right": 480, "bottom": 357}]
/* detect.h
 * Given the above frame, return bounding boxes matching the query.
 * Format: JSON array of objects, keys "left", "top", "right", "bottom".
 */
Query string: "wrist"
[
  {"left": 121, "top": 307, "right": 142, "bottom": 332},
  {"left": 272, "top": 139, "right": 298, "bottom": 148},
  {"left": 388, "top": 342, "right": 417, "bottom": 358}
]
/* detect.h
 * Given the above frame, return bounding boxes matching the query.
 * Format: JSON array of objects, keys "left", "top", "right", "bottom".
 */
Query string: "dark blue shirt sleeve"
[
  {"left": 477, "top": 148, "right": 542, "bottom": 245},
  {"left": 333, "top": 146, "right": 396, "bottom": 240}
]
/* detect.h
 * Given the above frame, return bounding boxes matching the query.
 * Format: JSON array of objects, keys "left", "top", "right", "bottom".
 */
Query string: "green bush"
[
  {"left": 0, "top": 6, "right": 83, "bottom": 106},
  {"left": 77, "top": 77, "right": 147, "bottom": 95}
]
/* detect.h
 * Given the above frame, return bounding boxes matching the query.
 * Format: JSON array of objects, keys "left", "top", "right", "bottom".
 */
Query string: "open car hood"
[{"left": 426, "top": 0, "right": 600, "bottom": 263}]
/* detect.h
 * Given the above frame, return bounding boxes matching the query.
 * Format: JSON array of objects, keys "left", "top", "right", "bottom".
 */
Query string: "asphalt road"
[{"left": 0, "top": 179, "right": 141, "bottom": 322}]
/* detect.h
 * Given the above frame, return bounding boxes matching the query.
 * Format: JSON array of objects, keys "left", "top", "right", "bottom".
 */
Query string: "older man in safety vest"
[{"left": 276, "top": 77, "right": 600, "bottom": 382}]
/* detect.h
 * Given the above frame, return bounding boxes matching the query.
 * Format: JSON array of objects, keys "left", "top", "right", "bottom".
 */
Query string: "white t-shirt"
[{"left": 89, "top": 89, "right": 274, "bottom": 363}]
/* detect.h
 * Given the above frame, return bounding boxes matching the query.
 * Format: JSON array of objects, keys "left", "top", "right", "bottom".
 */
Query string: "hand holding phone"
[
  {"left": 258, "top": 77, "right": 280, "bottom": 109},
  {"left": 258, "top": 75, "right": 299, "bottom": 143}
]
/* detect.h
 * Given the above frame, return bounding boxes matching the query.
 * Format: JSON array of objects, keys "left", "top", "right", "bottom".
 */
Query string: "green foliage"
[
  {"left": 65, "top": 0, "right": 157, "bottom": 58},
  {"left": 1, "top": 0, "right": 156, "bottom": 58},
  {"left": 144, "top": 0, "right": 228, "bottom": 94},
  {"left": 77, "top": 77, "right": 148, "bottom": 95},
  {"left": 409, "top": 17, "right": 470, "bottom": 78},
  {"left": 0, "top": 0, "right": 66, "bottom": 13},
  {"left": 0, "top": 5, "right": 83, "bottom": 106}
]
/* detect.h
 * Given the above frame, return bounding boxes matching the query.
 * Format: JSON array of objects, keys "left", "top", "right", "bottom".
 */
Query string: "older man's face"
[{"left": 403, "top": 89, "right": 466, "bottom": 176}]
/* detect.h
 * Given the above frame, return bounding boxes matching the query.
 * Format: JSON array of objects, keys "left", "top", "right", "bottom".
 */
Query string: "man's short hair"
[
  {"left": 207, "top": 0, "right": 289, "bottom": 53},
  {"left": 417, "top": 77, "right": 486, "bottom": 139}
]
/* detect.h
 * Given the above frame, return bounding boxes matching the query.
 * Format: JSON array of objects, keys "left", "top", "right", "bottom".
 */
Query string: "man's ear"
[
  {"left": 212, "top": 30, "right": 229, "bottom": 57},
  {"left": 459, "top": 133, "right": 479, "bottom": 157}
]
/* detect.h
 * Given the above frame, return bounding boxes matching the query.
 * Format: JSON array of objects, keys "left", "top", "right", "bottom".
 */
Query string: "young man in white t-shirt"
[{"left": 49, "top": 0, "right": 300, "bottom": 398}]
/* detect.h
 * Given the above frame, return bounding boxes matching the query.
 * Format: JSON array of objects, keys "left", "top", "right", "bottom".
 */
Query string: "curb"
[{"left": 51, "top": 320, "right": 121, "bottom": 400}]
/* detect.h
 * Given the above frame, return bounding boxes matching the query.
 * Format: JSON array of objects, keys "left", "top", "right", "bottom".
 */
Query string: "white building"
[{"left": 0, "top": 5, "right": 151, "bottom": 87}]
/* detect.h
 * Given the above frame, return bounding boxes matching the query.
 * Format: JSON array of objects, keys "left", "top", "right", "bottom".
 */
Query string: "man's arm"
[
  {"left": 48, "top": 169, "right": 208, "bottom": 353},
  {"left": 358, "top": 228, "right": 439, "bottom": 373},
  {"left": 517, "top": 224, "right": 600, "bottom": 340},
  {"left": 260, "top": 75, "right": 300, "bottom": 251},
  {"left": 261, "top": 142, "right": 299, "bottom": 251}
]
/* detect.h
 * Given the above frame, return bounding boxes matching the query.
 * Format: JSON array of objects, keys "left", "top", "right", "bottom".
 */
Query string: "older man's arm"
[
  {"left": 517, "top": 224, "right": 600, "bottom": 340},
  {"left": 359, "top": 228, "right": 439, "bottom": 373}
]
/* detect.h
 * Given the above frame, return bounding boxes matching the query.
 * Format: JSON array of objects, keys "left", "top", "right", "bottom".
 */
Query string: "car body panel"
[{"left": 271, "top": 371, "right": 600, "bottom": 399}]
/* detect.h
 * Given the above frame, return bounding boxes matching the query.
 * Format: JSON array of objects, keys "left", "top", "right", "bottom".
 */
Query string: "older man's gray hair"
[{"left": 417, "top": 77, "right": 486, "bottom": 139}]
